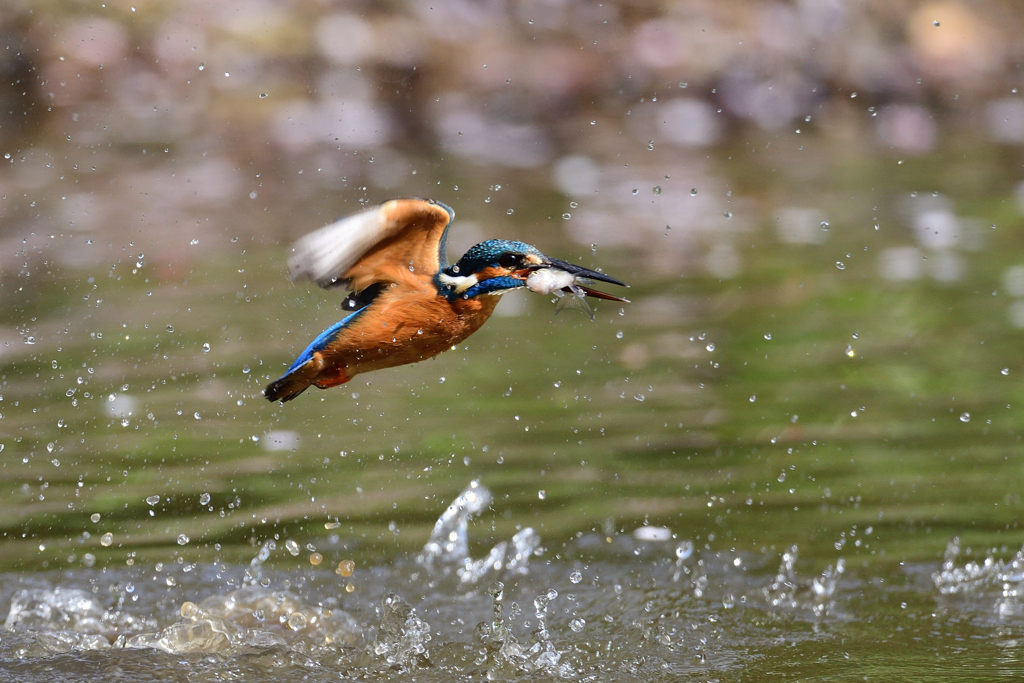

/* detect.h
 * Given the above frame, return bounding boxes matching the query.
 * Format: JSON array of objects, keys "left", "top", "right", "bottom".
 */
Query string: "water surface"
[{"left": 3, "top": 1, "right": 1024, "bottom": 678}]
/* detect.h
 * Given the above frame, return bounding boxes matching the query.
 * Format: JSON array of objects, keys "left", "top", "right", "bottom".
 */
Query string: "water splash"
[
  {"left": 932, "top": 536, "right": 1024, "bottom": 594},
  {"left": 763, "top": 545, "right": 845, "bottom": 615},
  {"left": 474, "top": 581, "right": 573, "bottom": 678},
  {"left": 128, "top": 584, "right": 360, "bottom": 654},
  {"left": 4, "top": 587, "right": 107, "bottom": 633},
  {"left": 417, "top": 481, "right": 542, "bottom": 583},
  {"left": 417, "top": 480, "right": 491, "bottom": 570},
  {"left": 371, "top": 593, "right": 431, "bottom": 669},
  {"left": 243, "top": 539, "right": 275, "bottom": 587}
]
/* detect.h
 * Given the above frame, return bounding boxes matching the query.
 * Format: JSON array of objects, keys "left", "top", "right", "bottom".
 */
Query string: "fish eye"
[{"left": 497, "top": 254, "right": 520, "bottom": 269}]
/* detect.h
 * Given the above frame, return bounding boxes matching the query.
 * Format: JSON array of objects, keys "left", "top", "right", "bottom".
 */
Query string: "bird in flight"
[{"left": 264, "top": 198, "right": 628, "bottom": 402}]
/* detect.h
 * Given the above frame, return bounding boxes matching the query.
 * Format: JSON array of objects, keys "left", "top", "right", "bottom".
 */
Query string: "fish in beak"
[{"left": 522, "top": 258, "right": 629, "bottom": 320}]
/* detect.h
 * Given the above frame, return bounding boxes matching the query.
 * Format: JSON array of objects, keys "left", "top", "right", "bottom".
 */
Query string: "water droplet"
[
  {"left": 287, "top": 612, "right": 307, "bottom": 631},
  {"left": 933, "top": 19, "right": 940, "bottom": 26},
  {"left": 309, "top": 552, "right": 323, "bottom": 566},
  {"left": 724, "top": 211, "right": 732, "bottom": 219},
  {"left": 202, "top": 342, "right": 210, "bottom": 353},
  {"left": 777, "top": 472, "right": 786, "bottom": 483},
  {"left": 506, "top": 208, "right": 514, "bottom": 215},
  {"left": 570, "top": 569, "right": 582, "bottom": 584},
  {"left": 616, "top": 330, "right": 624, "bottom": 339},
  {"left": 1001, "top": 368, "right": 1010, "bottom": 376},
  {"left": 846, "top": 345, "right": 856, "bottom": 358},
  {"left": 569, "top": 201, "right": 578, "bottom": 209},
  {"left": 631, "top": 188, "right": 639, "bottom": 195},
  {"left": 146, "top": 495, "right": 160, "bottom": 506},
  {"left": 177, "top": 534, "right": 190, "bottom": 545},
  {"left": 646, "top": 140, "right": 654, "bottom": 151},
  {"left": 690, "top": 188, "right": 697, "bottom": 196},
  {"left": 570, "top": 618, "right": 586, "bottom": 632},
  {"left": 337, "top": 559, "right": 355, "bottom": 577},
  {"left": 820, "top": 221, "right": 829, "bottom": 231},
  {"left": 836, "top": 261, "right": 846, "bottom": 270},
  {"left": 100, "top": 532, "right": 113, "bottom": 547},
  {"left": 259, "top": 92, "right": 268, "bottom": 99},
  {"left": 242, "top": 364, "right": 250, "bottom": 374},
  {"left": 764, "top": 333, "right": 772, "bottom": 340},
  {"left": 749, "top": 395, "right": 756, "bottom": 402},
  {"left": 633, "top": 393, "right": 645, "bottom": 402},
  {"left": 562, "top": 212, "right": 571, "bottom": 220},
  {"left": 90, "top": 513, "right": 100, "bottom": 523},
  {"left": 166, "top": 325, "right": 174, "bottom": 332},
  {"left": 199, "top": 492, "right": 210, "bottom": 505},
  {"left": 959, "top": 412, "right": 970, "bottom": 423},
  {"left": 706, "top": 343, "right": 715, "bottom": 352},
  {"left": 652, "top": 185, "right": 661, "bottom": 195},
  {"left": 679, "top": 82, "right": 688, "bottom": 89},
  {"left": 198, "top": 62, "right": 205, "bottom": 71},
  {"left": 538, "top": 490, "right": 546, "bottom": 500}
]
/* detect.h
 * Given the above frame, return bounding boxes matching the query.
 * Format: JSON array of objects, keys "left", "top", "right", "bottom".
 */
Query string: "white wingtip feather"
[{"left": 287, "top": 206, "right": 385, "bottom": 288}]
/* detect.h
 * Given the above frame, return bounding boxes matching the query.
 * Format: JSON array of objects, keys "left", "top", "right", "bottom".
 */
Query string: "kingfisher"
[{"left": 264, "top": 198, "right": 628, "bottom": 402}]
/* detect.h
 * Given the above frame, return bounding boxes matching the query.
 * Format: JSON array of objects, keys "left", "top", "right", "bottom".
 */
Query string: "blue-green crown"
[{"left": 447, "top": 239, "right": 542, "bottom": 275}]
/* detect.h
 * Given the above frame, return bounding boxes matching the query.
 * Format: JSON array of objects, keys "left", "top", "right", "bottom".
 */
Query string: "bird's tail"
[
  {"left": 264, "top": 362, "right": 349, "bottom": 403},
  {"left": 264, "top": 360, "right": 319, "bottom": 402},
  {"left": 264, "top": 372, "right": 310, "bottom": 402}
]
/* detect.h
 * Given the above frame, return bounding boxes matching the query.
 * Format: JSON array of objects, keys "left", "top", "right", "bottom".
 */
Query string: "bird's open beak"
[{"left": 518, "top": 258, "right": 630, "bottom": 302}]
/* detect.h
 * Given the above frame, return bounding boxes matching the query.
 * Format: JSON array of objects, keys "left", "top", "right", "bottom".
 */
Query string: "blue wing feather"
[{"left": 286, "top": 306, "right": 368, "bottom": 372}]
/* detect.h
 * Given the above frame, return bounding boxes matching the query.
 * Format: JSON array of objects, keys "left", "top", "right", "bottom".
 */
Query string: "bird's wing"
[{"left": 287, "top": 198, "right": 454, "bottom": 292}]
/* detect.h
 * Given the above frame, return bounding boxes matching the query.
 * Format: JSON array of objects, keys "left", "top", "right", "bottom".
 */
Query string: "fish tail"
[{"left": 553, "top": 289, "right": 595, "bottom": 321}]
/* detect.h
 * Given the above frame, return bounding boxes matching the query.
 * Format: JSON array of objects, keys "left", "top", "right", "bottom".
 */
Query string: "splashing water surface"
[{"left": 1, "top": 483, "right": 1021, "bottom": 681}]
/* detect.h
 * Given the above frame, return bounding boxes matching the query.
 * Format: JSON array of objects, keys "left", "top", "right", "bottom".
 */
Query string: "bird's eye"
[{"left": 498, "top": 254, "right": 520, "bottom": 269}]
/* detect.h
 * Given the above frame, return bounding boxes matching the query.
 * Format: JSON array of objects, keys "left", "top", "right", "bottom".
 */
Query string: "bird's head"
[
  {"left": 437, "top": 239, "right": 627, "bottom": 302},
  {"left": 438, "top": 240, "right": 543, "bottom": 298}
]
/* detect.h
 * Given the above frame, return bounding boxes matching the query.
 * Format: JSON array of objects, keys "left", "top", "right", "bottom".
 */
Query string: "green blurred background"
[{"left": 2, "top": 0, "right": 1024, "bottom": 572}]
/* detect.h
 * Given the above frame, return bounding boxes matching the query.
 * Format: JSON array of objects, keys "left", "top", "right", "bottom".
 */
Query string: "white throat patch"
[{"left": 438, "top": 272, "right": 478, "bottom": 294}]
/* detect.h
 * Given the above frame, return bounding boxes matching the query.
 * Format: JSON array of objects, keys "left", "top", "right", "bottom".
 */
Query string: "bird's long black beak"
[{"left": 543, "top": 258, "right": 628, "bottom": 287}]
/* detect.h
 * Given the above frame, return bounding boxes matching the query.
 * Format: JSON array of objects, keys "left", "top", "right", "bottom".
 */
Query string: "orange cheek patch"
[{"left": 474, "top": 266, "right": 508, "bottom": 281}]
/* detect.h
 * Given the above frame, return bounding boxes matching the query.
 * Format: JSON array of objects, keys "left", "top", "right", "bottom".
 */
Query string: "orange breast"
[{"left": 320, "top": 280, "right": 501, "bottom": 379}]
